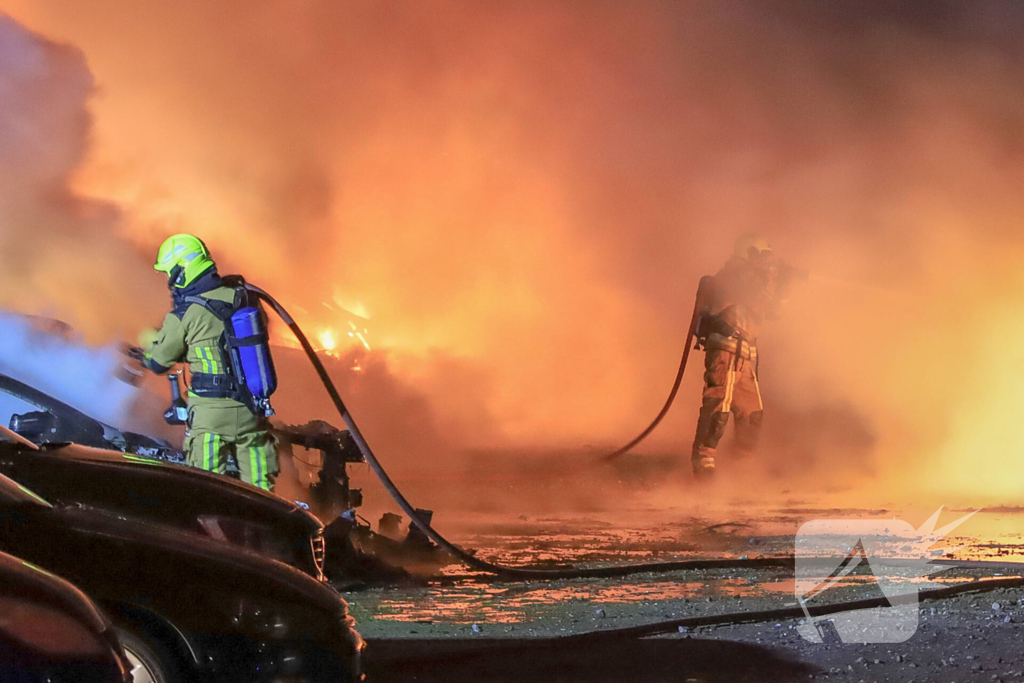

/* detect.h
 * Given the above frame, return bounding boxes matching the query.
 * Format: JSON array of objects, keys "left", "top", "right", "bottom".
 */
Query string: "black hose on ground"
[
  {"left": 370, "top": 574, "right": 1024, "bottom": 663},
  {"left": 568, "top": 574, "right": 1024, "bottom": 641}
]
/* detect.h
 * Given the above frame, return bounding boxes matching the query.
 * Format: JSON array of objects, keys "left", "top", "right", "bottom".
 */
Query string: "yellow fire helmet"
[
  {"left": 154, "top": 234, "right": 216, "bottom": 288},
  {"left": 733, "top": 233, "right": 773, "bottom": 261}
]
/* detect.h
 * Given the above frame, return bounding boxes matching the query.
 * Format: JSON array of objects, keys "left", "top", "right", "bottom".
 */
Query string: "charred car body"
[
  {"left": 0, "top": 371, "right": 436, "bottom": 583},
  {"left": 0, "top": 373, "right": 329, "bottom": 578},
  {"left": 0, "top": 373, "right": 182, "bottom": 462}
]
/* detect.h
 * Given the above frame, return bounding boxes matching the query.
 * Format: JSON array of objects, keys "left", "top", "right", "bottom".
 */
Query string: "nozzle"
[
  {"left": 164, "top": 371, "right": 189, "bottom": 425},
  {"left": 122, "top": 344, "right": 146, "bottom": 362},
  {"left": 167, "top": 371, "right": 182, "bottom": 401}
]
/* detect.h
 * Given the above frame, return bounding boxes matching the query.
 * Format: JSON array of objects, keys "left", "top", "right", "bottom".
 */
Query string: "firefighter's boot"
[{"left": 691, "top": 403, "right": 729, "bottom": 478}]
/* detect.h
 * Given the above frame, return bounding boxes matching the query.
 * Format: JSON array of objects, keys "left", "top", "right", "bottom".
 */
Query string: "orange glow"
[
  {"left": 318, "top": 330, "right": 337, "bottom": 353},
  {"left": 5, "top": 3, "right": 1024, "bottom": 506}
]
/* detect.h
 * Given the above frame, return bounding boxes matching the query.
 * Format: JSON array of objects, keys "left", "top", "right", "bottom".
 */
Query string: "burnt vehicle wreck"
[
  {"left": 0, "top": 372, "right": 182, "bottom": 462},
  {"left": 276, "top": 421, "right": 448, "bottom": 581},
  {"left": 0, "top": 460, "right": 365, "bottom": 683}
]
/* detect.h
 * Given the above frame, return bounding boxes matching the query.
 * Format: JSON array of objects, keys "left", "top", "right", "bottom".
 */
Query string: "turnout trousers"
[
  {"left": 184, "top": 396, "right": 279, "bottom": 490},
  {"left": 691, "top": 344, "right": 764, "bottom": 475}
]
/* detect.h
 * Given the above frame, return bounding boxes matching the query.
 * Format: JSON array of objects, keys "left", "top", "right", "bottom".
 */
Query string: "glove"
[
  {"left": 117, "top": 344, "right": 146, "bottom": 386},
  {"left": 137, "top": 327, "right": 160, "bottom": 349},
  {"left": 121, "top": 344, "right": 146, "bottom": 362}
]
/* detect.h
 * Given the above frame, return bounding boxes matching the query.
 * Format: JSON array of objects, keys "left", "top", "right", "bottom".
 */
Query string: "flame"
[
  {"left": 318, "top": 330, "right": 337, "bottom": 353},
  {"left": 9, "top": 1, "right": 1024, "bottom": 504},
  {"left": 347, "top": 321, "right": 371, "bottom": 351}
]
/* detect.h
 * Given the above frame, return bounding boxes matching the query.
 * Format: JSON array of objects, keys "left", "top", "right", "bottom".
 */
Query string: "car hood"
[
  {"left": 37, "top": 442, "right": 322, "bottom": 526},
  {"left": 49, "top": 503, "right": 343, "bottom": 612}
]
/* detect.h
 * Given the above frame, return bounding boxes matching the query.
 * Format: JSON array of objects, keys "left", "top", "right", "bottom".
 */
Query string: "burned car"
[
  {"left": 0, "top": 372, "right": 182, "bottom": 462},
  {"left": 0, "top": 464, "right": 364, "bottom": 682},
  {"left": 0, "top": 423, "right": 328, "bottom": 580},
  {"left": 0, "top": 549, "right": 131, "bottom": 683}
]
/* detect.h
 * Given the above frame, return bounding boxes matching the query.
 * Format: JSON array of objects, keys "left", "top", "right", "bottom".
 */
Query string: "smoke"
[
  {"left": 0, "top": 12, "right": 164, "bottom": 339},
  {"left": 3, "top": 2, "right": 1024, "bottom": 505},
  {"left": 0, "top": 311, "right": 138, "bottom": 427}
]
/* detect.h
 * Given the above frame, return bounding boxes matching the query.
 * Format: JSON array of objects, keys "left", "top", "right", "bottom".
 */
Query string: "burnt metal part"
[
  {"left": 322, "top": 514, "right": 416, "bottom": 588},
  {"left": 377, "top": 512, "right": 402, "bottom": 539},
  {"left": 275, "top": 420, "right": 365, "bottom": 519},
  {"left": 350, "top": 522, "right": 449, "bottom": 577},
  {"left": 0, "top": 373, "right": 183, "bottom": 463},
  {"left": 0, "top": 549, "right": 130, "bottom": 683},
  {"left": 0, "top": 471, "right": 364, "bottom": 683}
]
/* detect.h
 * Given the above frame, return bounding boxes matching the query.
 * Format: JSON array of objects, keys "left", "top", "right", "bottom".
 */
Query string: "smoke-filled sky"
[{"left": 3, "top": 1, "right": 1024, "bottom": 503}]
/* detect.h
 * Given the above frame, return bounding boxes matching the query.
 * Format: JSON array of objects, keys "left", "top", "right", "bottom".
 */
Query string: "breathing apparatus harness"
[{"left": 180, "top": 275, "right": 278, "bottom": 418}]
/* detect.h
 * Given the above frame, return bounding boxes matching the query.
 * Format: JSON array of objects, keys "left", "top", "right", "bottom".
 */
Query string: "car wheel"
[{"left": 114, "top": 625, "right": 183, "bottom": 683}]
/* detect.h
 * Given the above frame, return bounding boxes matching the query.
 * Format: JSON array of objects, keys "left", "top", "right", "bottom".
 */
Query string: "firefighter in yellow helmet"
[
  {"left": 140, "top": 234, "right": 278, "bottom": 490},
  {"left": 690, "top": 234, "right": 801, "bottom": 478}
]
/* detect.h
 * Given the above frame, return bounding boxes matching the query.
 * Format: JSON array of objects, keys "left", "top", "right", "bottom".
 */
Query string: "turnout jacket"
[
  {"left": 144, "top": 269, "right": 243, "bottom": 407},
  {"left": 700, "top": 256, "right": 792, "bottom": 343}
]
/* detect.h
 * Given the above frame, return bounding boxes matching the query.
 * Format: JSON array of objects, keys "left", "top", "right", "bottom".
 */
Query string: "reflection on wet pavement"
[{"left": 346, "top": 506, "right": 1024, "bottom": 635}]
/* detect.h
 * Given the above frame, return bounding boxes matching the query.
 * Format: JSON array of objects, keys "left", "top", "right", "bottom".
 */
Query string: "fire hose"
[
  {"left": 248, "top": 278, "right": 1024, "bottom": 645},
  {"left": 247, "top": 282, "right": 768, "bottom": 580},
  {"left": 248, "top": 283, "right": 1012, "bottom": 591},
  {"left": 593, "top": 275, "right": 710, "bottom": 464}
]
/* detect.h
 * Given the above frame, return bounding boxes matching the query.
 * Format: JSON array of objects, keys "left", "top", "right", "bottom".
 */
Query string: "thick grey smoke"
[{"left": 0, "top": 14, "right": 165, "bottom": 433}]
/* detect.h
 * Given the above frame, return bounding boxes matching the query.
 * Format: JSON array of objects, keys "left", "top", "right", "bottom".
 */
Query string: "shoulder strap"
[{"left": 183, "top": 295, "right": 235, "bottom": 322}]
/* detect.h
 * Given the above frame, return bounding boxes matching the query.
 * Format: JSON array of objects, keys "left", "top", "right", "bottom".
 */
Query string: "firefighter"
[
  {"left": 690, "top": 234, "right": 798, "bottom": 478},
  {"left": 139, "top": 234, "right": 278, "bottom": 490}
]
